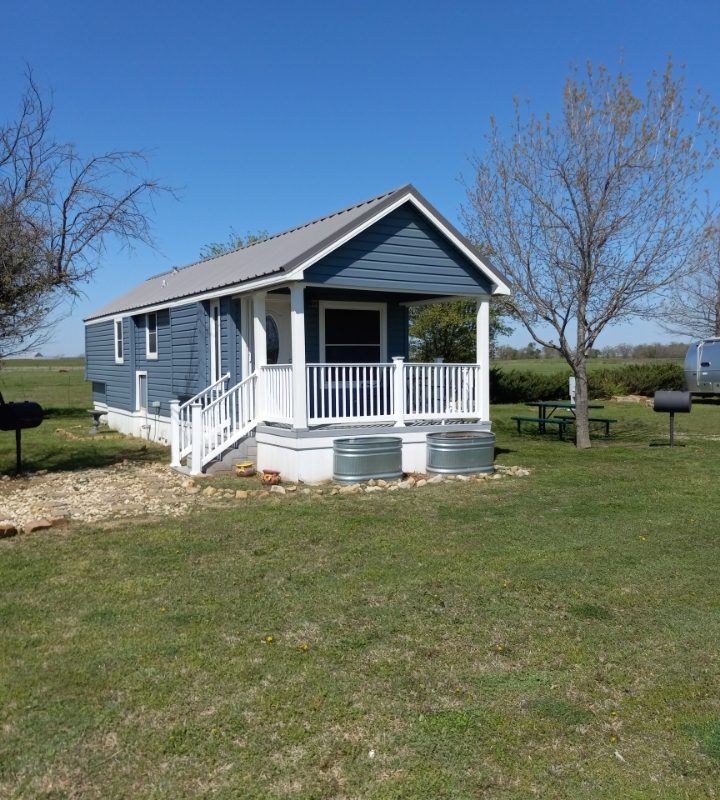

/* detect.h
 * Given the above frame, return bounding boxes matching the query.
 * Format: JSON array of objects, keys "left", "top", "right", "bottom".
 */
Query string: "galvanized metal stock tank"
[
  {"left": 333, "top": 436, "right": 403, "bottom": 483},
  {"left": 426, "top": 431, "right": 496, "bottom": 474}
]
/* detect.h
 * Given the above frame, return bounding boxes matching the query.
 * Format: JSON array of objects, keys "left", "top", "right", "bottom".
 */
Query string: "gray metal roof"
[{"left": 85, "top": 184, "right": 508, "bottom": 321}]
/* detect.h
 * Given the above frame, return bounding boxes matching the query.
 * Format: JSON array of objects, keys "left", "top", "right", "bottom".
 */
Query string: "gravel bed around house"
[{"left": 0, "top": 462, "right": 530, "bottom": 535}]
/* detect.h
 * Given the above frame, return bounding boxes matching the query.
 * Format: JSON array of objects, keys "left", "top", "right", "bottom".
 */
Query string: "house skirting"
[
  {"left": 255, "top": 421, "right": 491, "bottom": 483},
  {"left": 102, "top": 405, "right": 171, "bottom": 445}
]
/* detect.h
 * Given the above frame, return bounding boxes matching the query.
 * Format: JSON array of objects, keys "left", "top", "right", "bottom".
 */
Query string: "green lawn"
[{"left": 2, "top": 385, "right": 720, "bottom": 797}]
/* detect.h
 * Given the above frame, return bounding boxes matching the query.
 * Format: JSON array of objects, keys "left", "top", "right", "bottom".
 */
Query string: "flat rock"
[
  {"left": 270, "top": 485, "right": 286, "bottom": 495},
  {"left": 0, "top": 523, "right": 18, "bottom": 538},
  {"left": 24, "top": 518, "right": 53, "bottom": 534}
]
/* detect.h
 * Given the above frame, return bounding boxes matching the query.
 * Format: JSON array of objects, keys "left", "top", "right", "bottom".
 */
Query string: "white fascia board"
[
  {"left": 85, "top": 273, "right": 299, "bottom": 326},
  {"left": 285, "top": 192, "right": 512, "bottom": 296},
  {"left": 399, "top": 293, "right": 492, "bottom": 308}
]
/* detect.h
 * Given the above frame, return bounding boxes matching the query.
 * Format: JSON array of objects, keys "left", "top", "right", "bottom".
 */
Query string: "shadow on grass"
[{"left": 2, "top": 445, "right": 165, "bottom": 476}]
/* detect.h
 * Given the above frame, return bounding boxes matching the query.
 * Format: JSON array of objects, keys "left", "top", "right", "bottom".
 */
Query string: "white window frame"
[
  {"left": 146, "top": 312, "right": 158, "bottom": 360},
  {"left": 114, "top": 317, "right": 124, "bottom": 364},
  {"left": 319, "top": 300, "right": 387, "bottom": 363},
  {"left": 135, "top": 370, "right": 149, "bottom": 412},
  {"left": 209, "top": 300, "right": 221, "bottom": 383}
]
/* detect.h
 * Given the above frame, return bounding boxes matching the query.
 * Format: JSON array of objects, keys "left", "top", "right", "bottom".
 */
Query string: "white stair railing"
[
  {"left": 171, "top": 372, "right": 230, "bottom": 464},
  {"left": 170, "top": 372, "right": 257, "bottom": 473}
]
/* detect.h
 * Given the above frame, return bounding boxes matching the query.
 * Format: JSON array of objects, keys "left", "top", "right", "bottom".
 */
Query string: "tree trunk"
[{"left": 574, "top": 360, "right": 591, "bottom": 448}]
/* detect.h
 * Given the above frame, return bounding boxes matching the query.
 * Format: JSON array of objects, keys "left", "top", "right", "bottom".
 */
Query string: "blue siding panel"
[
  {"left": 305, "top": 204, "right": 493, "bottom": 295},
  {"left": 134, "top": 310, "right": 173, "bottom": 416},
  {"left": 85, "top": 320, "right": 133, "bottom": 411},
  {"left": 171, "top": 303, "right": 204, "bottom": 398}
]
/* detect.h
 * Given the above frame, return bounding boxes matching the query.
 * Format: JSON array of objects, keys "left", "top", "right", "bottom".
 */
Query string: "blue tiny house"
[{"left": 84, "top": 185, "right": 510, "bottom": 481}]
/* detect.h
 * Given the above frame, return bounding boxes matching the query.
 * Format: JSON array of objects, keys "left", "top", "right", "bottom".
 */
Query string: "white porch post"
[
  {"left": 476, "top": 297, "right": 490, "bottom": 420},
  {"left": 392, "top": 356, "right": 406, "bottom": 427},
  {"left": 190, "top": 401, "right": 203, "bottom": 475},
  {"left": 253, "top": 292, "right": 267, "bottom": 420},
  {"left": 240, "top": 296, "right": 253, "bottom": 377},
  {"left": 170, "top": 400, "right": 180, "bottom": 467},
  {"left": 290, "top": 284, "right": 307, "bottom": 428}
]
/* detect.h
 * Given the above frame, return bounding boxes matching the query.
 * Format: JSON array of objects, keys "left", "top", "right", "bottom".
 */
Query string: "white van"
[{"left": 685, "top": 338, "right": 720, "bottom": 394}]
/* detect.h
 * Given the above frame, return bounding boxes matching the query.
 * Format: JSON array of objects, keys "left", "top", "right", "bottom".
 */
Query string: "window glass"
[
  {"left": 266, "top": 315, "right": 279, "bottom": 365},
  {"left": 115, "top": 320, "right": 123, "bottom": 361},
  {"left": 147, "top": 312, "right": 158, "bottom": 356},
  {"left": 324, "top": 308, "right": 381, "bottom": 363},
  {"left": 137, "top": 373, "right": 148, "bottom": 411}
]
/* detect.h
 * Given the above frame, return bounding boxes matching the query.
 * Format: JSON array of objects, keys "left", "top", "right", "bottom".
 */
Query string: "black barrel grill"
[
  {"left": 0, "top": 392, "right": 44, "bottom": 474},
  {"left": 653, "top": 390, "right": 691, "bottom": 447}
]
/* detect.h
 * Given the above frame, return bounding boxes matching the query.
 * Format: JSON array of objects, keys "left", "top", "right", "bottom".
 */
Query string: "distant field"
[
  {"left": 0, "top": 358, "right": 88, "bottom": 408},
  {"left": 493, "top": 357, "right": 684, "bottom": 375}
]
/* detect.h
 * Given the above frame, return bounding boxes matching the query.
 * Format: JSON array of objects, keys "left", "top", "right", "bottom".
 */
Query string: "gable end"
[{"left": 304, "top": 203, "right": 494, "bottom": 295}]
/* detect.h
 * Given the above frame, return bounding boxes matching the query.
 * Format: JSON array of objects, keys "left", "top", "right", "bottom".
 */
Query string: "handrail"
[{"left": 178, "top": 372, "right": 230, "bottom": 411}]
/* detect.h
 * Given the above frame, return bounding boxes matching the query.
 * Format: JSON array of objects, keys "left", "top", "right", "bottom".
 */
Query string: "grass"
[
  {"left": 0, "top": 358, "right": 167, "bottom": 473},
  {"left": 2, "top": 362, "right": 720, "bottom": 797},
  {"left": 493, "top": 357, "right": 683, "bottom": 375}
]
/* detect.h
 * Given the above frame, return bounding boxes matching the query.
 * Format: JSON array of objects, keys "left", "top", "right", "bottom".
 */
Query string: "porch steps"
[{"left": 204, "top": 432, "right": 257, "bottom": 476}]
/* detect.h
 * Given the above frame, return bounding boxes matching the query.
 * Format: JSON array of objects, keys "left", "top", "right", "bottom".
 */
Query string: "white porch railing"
[
  {"left": 305, "top": 361, "right": 482, "bottom": 426},
  {"left": 261, "top": 364, "right": 293, "bottom": 424},
  {"left": 404, "top": 363, "right": 482, "bottom": 420},
  {"left": 307, "top": 363, "right": 395, "bottom": 425}
]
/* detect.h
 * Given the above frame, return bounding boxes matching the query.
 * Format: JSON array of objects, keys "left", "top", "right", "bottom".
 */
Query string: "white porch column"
[
  {"left": 392, "top": 356, "right": 406, "bottom": 427},
  {"left": 170, "top": 400, "right": 180, "bottom": 467},
  {"left": 240, "top": 296, "right": 253, "bottom": 377},
  {"left": 190, "top": 401, "right": 203, "bottom": 475},
  {"left": 476, "top": 297, "right": 490, "bottom": 420},
  {"left": 253, "top": 292, "right": 267, "bottom": 420},
  {"left": 290, "top": 284, "right": 307, "bottom": 429}
]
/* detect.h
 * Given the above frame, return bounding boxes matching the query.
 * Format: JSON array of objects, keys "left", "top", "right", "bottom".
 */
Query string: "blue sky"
[{"left": 3, "top": 0, "right": 720, "bottom": 355}]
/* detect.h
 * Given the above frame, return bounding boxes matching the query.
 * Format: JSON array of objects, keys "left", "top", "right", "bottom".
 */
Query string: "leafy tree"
[
  {"left": 409, "top": 299, "right": 512, "bottom": 361},
  {"left": 0, "top": 71, "right": 169, "bottom": 358},
  {"left": 659, "top": 218, "right": 720, "bottom": 339},
  {"left": 199, "top": 229, "right": 268, "bottom": 259},
  {"left": 463, "top": 59, "right": 718, "bottom": 447}
]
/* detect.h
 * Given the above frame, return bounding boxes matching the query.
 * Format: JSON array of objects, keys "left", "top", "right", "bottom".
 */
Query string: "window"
[
  {"left": 114, "top": 318, "right": 124, "bottom": 363},
  {"left": 320, "top": 301, "right": 386, "bottom": 363},
  {"left": 136, "top": 371, "right": 148, "bottom": 411},
  {"left": 146, "top": 312, "right": 158, "bottom": 359},
  {"left": 266, "top": 315, "right": 279, "bottom": 365}
]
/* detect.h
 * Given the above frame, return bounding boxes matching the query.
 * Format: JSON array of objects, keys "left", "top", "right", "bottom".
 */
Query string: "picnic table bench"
[
  {"left": 511, "top": 401, "right": 616, "bottom": 439},
  {"left": 510, "top": 415, "right": 572, "bottom": 439}
]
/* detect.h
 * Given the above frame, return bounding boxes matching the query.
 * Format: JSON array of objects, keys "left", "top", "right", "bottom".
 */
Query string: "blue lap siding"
[{"left": 305, "top": 204, "right": 493, "bottom": 295}]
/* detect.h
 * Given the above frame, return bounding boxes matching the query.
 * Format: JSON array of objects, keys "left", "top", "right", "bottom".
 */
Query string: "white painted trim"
[
  {"left": 319, "top": 300, "right": 387, "bottom": 363},
  {"left": 209, "top": 299, "right": 221, "bottom": 383},
  {"left": 114, "top": 317, "right": 124, "bottom": 364},
  {"left": 135, "top": 370, "right": 149, "bottom": 412},
  {"left": 145, "top": 312, "right": 158, "bottom": 360},
  {"left": 399, "top": 293, "right": 492, "bottom": 308}
]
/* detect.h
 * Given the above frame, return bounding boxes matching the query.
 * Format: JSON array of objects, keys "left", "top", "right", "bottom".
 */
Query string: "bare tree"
[
  {"left": 463, "top": 59, "right": 719, "bottom": 447},
  {"left": 0, "top": 71, "right": 169, "bottom": 358},
  {"left": 658, "top": 219, "right": 720, "bottom": 339}
]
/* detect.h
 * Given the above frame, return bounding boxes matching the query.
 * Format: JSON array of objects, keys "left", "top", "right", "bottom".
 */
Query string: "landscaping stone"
[
  {"left": 270, "top": 485, "right": 286, "bottom": 495},
  {"left": 0, "top": 522, "right": 18, "bottom": 538},
  {"left": 235, "top": 490, "right": 249, "bottom": 499},
  {"left": 24, "top": 518, "right": 53, "bottom": 534}
]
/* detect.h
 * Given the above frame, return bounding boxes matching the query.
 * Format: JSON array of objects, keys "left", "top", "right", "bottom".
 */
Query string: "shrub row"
[{"left": 490, "top": 362, "right": 685, "bottom": 404}]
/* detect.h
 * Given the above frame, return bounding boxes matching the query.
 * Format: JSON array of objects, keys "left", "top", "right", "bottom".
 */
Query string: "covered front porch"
[{"left": 170, "top": 284, "right": 491, "bottom": 480}]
